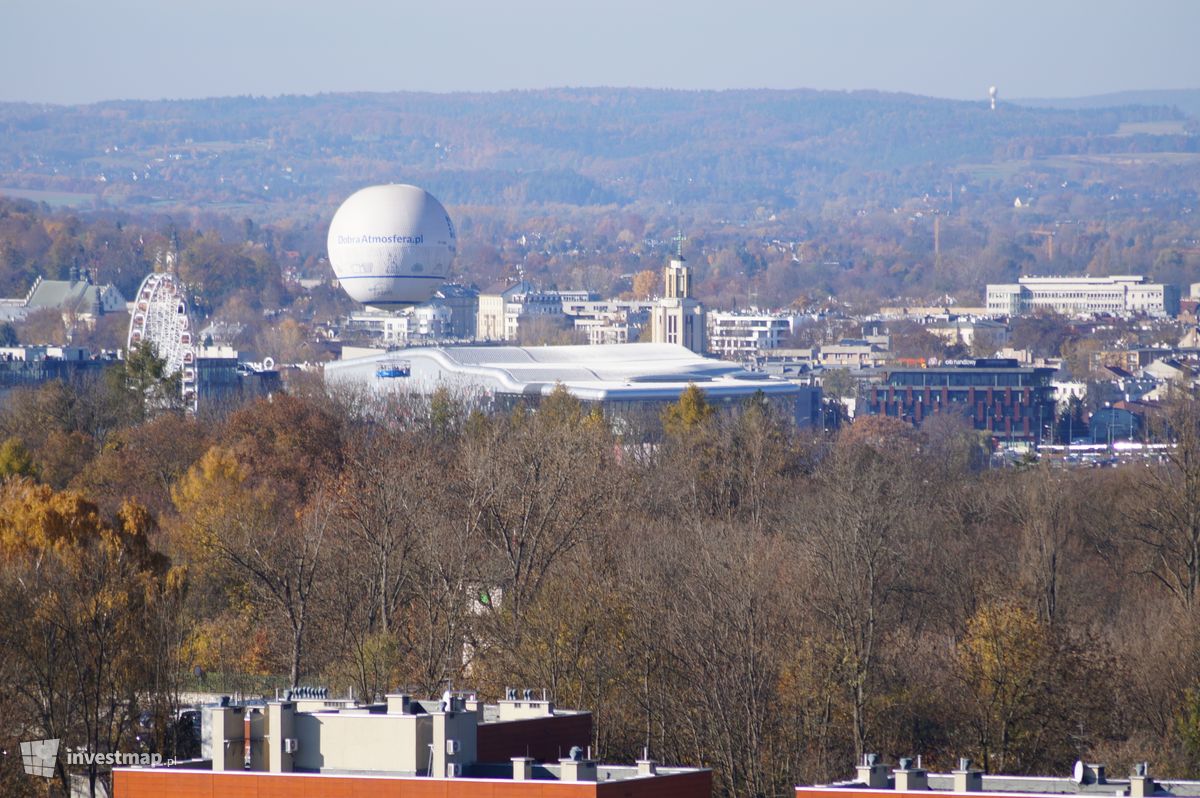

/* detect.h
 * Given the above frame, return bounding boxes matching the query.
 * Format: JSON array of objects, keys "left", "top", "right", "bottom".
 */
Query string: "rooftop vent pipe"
[
  {"left": 953, "top": 758, "right": 981, "bottom": 793},
  {"left": 1130, "top": 764, "right": 1154, "bottom": 798},
  {"left": 857, "top": 754, "right": 889, "bottom": 789},
  {"left": 894, "top": 757, "right": 928, "bottom": 791}
]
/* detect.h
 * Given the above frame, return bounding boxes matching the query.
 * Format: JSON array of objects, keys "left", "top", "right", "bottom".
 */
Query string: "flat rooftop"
[{"left": 803, "top": 763, "right": 1200, "bottom": 798}]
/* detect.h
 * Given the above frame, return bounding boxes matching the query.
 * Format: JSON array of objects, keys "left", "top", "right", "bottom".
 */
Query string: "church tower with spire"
[{"left": 650, "top": 232, "right": 706, "bottom": 353}]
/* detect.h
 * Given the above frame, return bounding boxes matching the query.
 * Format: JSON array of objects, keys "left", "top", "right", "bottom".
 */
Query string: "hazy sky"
[{"left": 3, "top": 0, "right": 1197, "bottom": 105}]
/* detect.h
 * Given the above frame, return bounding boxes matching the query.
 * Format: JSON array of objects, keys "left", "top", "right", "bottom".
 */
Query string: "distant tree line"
[{"left": 5, "top": 192, "right": 1200, "bottom": 359}]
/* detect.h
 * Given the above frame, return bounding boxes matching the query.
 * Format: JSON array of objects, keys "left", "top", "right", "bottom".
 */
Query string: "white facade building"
[
  {"left": 477, "top": 282, "right": 584, "bottom": 342},
  {"left": 563, "top": 299, "right": 654, "bottom": 346},
  {"left": 325, "top": 343, "right": 804, "bottom": 418},
  {"left": 924, "top": 318, "right": 1011, "bottom": 350},
  {"left": 817, "top": 341, "right": 889, "bottom": 369},
  {"left": 346, "top": 304, "right": 452, "bottom": 345},
  {"left": 986, "top": 275, "right": 1180, "bottom": 318},
  {"left": 1052, "top": 380, "right": 1087, "bottom": 411},
  {"left": 706, "top": 311, "right": 798, "bottom": 360}
]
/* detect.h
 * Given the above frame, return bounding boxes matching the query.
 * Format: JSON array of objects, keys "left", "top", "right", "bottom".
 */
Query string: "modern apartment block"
[
  {"left": 564, "top": 299, "right": 655, "bottom": 345},
  {"left": 986, "top": 275, "right": 1180, "bottom": 318},
  {"left": 707, "top": 311, "right": 798, "bottom": 360}
]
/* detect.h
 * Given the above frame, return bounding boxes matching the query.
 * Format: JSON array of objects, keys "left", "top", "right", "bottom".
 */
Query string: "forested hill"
[
  {"left": 0, "top": 88, "right": 1192, "bottom": 215},
  {"left": 1016, "top": 88, "right": 1200, "bottom": 119}
]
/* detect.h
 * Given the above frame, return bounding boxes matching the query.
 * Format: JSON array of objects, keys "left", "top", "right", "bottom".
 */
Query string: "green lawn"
[
  {"left": 1042, "top": 152, "right": 1200, "bottom": 168},
  {"left": 1114, "top": 120, "right": 1189, "bottom": 137},
  {"left": 955, "top": 151, "right": 1200, "bottom": 180},
  {"left": 0, "top": 186, "right": 96, "bottom": 207}
]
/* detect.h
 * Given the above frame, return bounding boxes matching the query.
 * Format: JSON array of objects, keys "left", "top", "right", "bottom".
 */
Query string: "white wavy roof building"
[{"left": 324, "top": 342, "right": 801, "bottom": 404}]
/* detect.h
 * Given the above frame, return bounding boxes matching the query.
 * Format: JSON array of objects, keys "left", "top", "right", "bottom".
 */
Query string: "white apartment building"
[
  {"left": 924, "top": 317, "right": 1010, "bottom": 349},
  {"left": 346, "top": 304, "right": 452, "bottom": 345},
  {"left": 707, "top": 311, "right": 798, "bottom": 360},
  {"left": 986, "top": 275, "right": 1180, "bottom": 318},
  {"left": 564, "top": 300, "right": 654, "bottom": 346},
  {"left": 477, "top": 281, "right": 573, "bottom": 342},
  {"left": 817, "top": 341, "right": 889, "bottom": 369}
]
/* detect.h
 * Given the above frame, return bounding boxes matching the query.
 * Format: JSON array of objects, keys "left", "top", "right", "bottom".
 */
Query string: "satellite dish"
[{"left": 1073, "top": 760, "right": 1085, "bottom": 784}]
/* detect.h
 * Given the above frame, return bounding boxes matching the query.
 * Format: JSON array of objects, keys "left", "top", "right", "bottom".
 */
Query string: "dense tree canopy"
[{"left": 2, "top": 377, "right": 1200, "bottom": 797}]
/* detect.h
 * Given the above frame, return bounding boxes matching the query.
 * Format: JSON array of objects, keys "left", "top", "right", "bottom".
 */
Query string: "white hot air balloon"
[
  {"left": 989, "top": 86, "right": 998, "bottom": 111},
  {"left": 327, "top": 184, "right": 456, "bottom": 307}
]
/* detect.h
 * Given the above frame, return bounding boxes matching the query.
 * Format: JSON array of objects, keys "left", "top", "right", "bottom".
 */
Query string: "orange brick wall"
[
  {"left": 114, "top": 768, "right": 711, "bottom": 798},
  {"left": 114, "top": 771, "right": 598, "bottom": 798}
]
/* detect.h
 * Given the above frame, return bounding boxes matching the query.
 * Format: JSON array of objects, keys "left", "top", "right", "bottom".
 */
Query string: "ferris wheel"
[{"left": 127, "top": 272, "right": 197, "bottom": 411}]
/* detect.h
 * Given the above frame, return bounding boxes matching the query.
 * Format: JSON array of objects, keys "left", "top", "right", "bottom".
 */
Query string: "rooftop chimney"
[
  {"left": 512, "top": 757, "right": 533, "bottom": 781},
  {"left": 1130, "top": 763, "right": 1155, "bottom": 798},
  {"left": 953, "top": 758, "right": 982, "bottom": 793},
  {"left": 894, "top": 757, "right": 928, "bottom": 791},
  {"left": 559, "top": 750, "right": 597, "bottom": 783},
  {"left": 386, "top": 693, "right": 411, "bottom": 714},
  {"left": 857, "top": 754, "right": 890, "bottom": 789}
]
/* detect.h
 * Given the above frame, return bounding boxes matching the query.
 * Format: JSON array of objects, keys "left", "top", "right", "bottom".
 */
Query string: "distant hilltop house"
[{"left": 0, "top": 271, "right": 127, "bottom": 329}]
